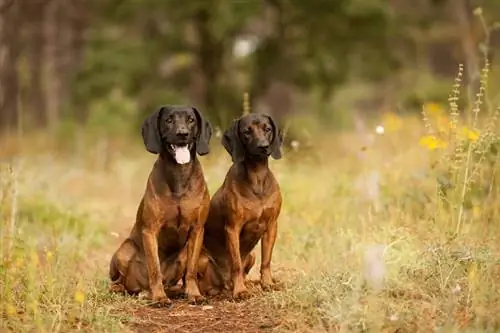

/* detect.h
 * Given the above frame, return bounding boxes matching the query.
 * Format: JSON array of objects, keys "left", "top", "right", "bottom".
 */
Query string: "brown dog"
[
  {"left": 109, "top": 105, "right": 212, "bottom": 306},
  {"left": 198, "top": 113, "right": 283, "bottom": 299}
]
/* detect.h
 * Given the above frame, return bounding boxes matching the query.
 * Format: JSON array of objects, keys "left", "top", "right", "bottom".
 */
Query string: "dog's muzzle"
[{"left": 169, "top": 143, "right": 193, "bottom": 164}]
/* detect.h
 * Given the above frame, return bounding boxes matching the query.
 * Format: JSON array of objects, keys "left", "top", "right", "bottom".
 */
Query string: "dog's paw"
[
  {"left": 260, "top": 278, "right": 282, "bottom": 292},
  {"left": 233, "top": 288, "right": 251, "bottom": 301},
  {"left": 260, "top": 281, "right": 273, "bottom": 292},
  {"left": 109, "top": 283, "right": 126, "bottom": 294},
  {"left": 151, "top": 296, "right": 173, "bottom": 308},
  {"left": 149, "top": 291, "right": 173, "bottom": 308},
  {"left": 187, "top": 294, "right": 207, "bottom": 305}
]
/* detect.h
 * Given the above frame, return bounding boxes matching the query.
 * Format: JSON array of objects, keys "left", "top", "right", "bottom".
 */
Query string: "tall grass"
[
  {"left": 1, "top": 17, "right": 500, "bottom": 330},
  {"left": 0, "top": 161, "right": 132, "bottom": 332},
  {"left": 1, "top": 95, "right": 500, "bottom": 332},
  {"left": 2, "top": 79, "right": 500, "bottom": 332},
  {"left": 263, "top": 52, "right": 500, "bottom": 333}
]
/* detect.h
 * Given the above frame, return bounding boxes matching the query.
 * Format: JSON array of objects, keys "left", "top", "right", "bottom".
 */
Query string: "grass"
[
  {"left": 264, "top": 63, "right": 500, "bottom": 332},
  {"left": 0, "top": 163, "right": 133, "bottom": 332},
  {"left": 267, "top": 150, "right": 500, "bottom": 332},
  {"left": 2, "top": 65, "right": 500, "bottom": 332}
]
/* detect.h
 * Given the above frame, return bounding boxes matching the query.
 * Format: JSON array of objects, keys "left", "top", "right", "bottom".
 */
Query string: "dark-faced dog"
[
  {"left": 198, "top": 113, "right": 283, "bottom": 299},
  {"left": 109, "top": 105, "right": 212, "bottom": 306}
]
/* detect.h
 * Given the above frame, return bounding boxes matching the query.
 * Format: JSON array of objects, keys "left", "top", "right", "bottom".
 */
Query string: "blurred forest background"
[
  {"left": 1, "top": 0, "right": 500, "bottom": 140},
  {"left": 3, "top": 2, "right": 500, "bottom": 331}
]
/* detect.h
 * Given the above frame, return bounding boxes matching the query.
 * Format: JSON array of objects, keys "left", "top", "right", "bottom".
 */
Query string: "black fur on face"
[
  {"left": 141, "top": 105, "right": 213, "bottom": 160},
  {"left": 222, "top": 113, "right": 282, "bottom": 163}
]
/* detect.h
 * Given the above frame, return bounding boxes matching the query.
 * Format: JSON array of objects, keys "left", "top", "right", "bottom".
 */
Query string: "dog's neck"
[
  {"left": 236, "top": 158, "right": 272, "bottom": 197},
  {"left": 157, "top": 151, "right": 199, "bottom": 196}
]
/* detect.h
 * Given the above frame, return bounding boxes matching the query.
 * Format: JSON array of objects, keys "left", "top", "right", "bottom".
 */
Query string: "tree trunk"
[
  {"left": 43, "top": 0, "right": 62, "bottom": 133},
  {"left": 24, "top": 0, "right": 47, "bottom": 128},
  {"left": 250, "top": 0, "right": 291, "bottom": 120},
  {"left": 454, "top": 0, "right": 479, "bottom": 105},
  {"left": 0, "top": 0, "right": 21, "bottom": 135},
  {"left": 192, "top": 6, "right": 225, "bottom": 125},
  {"left": 69, "top": 0, "right": 88, "bottom": 124}
]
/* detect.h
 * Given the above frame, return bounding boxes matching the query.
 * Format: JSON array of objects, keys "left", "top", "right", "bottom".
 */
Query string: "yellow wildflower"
[
  {"left": 473, "top": 205, "right": 481, "bottom": 219},
  {"left": 15, "top": 258, "right": 24, "bottom": 268},
  {"left": 424, "top": 102, "right": 444, "bottom": 116},
  {"left": 468, "top": 261, "right": 478, "bottom": 285},
  {"left": 6, "top": 303, "right": 16, "bottom": 316},
  {"left": 46, "top": 251, "right": 54, "bottom": 261},
  {"left": 74, "top": 290, "right": 85, "bottom": 305},
  {"left": 381, "top": 112, "right": 403, "bottom": 132},
  {"left": 419, "top": 135, "right": 447, "bottom": 150},
  {"left": 461, "top": 127, "right": 479, "bottom": 141}
]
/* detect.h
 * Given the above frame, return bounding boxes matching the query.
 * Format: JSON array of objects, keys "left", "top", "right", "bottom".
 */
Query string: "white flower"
[{"left": 375, "top": 125, "right": 385, "bottom": 135}]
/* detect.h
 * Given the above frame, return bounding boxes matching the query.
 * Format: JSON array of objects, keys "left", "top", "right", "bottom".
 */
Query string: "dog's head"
[
  {"left": 141, "top": 105, "right": 213, "bottom": 164},
  {"left": 222, "top": 113, "right": 282, "bottom": 163}
]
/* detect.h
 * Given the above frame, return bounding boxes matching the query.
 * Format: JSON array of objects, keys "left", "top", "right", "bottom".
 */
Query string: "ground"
[
  {"left": 105, "top": 207, "right": 283, "bottom": 333},
  {"left": 2, "top": 107, "right": 500, "bottom": 332},
  {"left": 125, "top": 286, "right": 279, "bottom": 333}
]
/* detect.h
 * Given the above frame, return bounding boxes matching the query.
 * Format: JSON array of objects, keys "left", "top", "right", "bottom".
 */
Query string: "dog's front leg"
[
  {"left": 142, "top": 229, "right": 171, "bottom": 306},
  {"left": 225, "top": 222, "right": 248, "bottom": 299},
  {"left": 184, "top": 222, "right": 206, "bottom": 304},
  {"left": 260, "top": 217, "right": 278, "bottom": 291}
]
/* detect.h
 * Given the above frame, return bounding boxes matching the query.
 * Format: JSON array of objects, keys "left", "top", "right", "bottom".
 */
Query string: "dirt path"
[
  {"left": 125, "top": 287, "right": 281, "bottom": 333},
  {"left": 106, "top": 216, "right": 283, "bottom": 333}
]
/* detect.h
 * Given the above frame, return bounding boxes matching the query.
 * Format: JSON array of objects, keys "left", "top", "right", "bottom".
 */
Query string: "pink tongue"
[{"left": 173, "top": 146, "right": 191, "bottom": 164}]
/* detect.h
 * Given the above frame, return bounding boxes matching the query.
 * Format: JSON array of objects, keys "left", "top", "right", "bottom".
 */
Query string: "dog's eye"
[
  {"left": 187, "top": 117, "right": 195, "bottom": 124},
  {"left": 166, "top": 118, "right": 173, "bottom": 124},
  {"left": 264, "top": 127, "right": 272, "bottom": 132},
  {"left": 242, "top": 128, "right": 252, "bottom": 135}
]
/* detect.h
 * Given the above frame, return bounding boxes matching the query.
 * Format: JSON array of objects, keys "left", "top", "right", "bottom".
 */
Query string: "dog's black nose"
[
  {"left": 176, "top": 128, "right": 189, "bottom": 138},
  {"left": 257, "top": 142, "right": 270, "bottom": 150}
]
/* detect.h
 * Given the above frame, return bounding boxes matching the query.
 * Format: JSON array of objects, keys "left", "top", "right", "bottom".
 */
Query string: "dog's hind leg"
[
  {"left": 198, "top": 254, "right": 224, "bottom": 297},
  {"left": 109, "top": 239, "right": 139, "bottom": 293}
]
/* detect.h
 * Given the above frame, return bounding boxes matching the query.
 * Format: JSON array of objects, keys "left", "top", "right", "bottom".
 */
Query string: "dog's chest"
[
  {"left": 241, "top": 203, "right": 276, "bottom": 234},
  {"left": 239, "top": 191, "right": 277, "bottom": 217},
  {"left": 242, "top": 218, "right": 267, "bottom": 237},
  {"left": 238, "top": 207, "right": 274, "bottom": 255},
  {"left": 158, "top": 197, "right": 206, "bottom": 246}
]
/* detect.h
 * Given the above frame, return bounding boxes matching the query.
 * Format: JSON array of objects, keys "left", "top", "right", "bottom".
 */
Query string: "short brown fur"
[
  {"left": 198, "top": 113, "right": 283, "bottom": 299},
  {"left": 109, "top": 105, "right": 212, "bottom": 306}
]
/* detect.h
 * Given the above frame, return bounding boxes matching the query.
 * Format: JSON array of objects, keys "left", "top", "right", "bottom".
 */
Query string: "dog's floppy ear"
[
  {"left": 193, "top": 107, "right": 213, "bottom": 156},
  {"left": 222, "top": 119, "right": 245, "bottom": 163},
  {"left": 141, "top": 106, "right": 165, "bottom": 154},
  {"left": 267, "top": 115, "right": 283, "bottom": 160}
]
